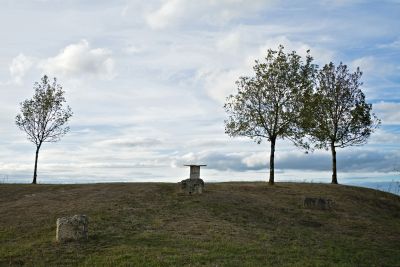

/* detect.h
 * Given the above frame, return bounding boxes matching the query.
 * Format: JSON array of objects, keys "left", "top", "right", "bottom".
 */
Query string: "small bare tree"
[{"left": 15, "top": 75, "right": 72, "bottom": 184}]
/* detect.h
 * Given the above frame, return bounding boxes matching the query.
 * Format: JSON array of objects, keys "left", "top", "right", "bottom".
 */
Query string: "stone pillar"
[
  {"left": 189, "top": 166, "right": 201, "bottom": 179},
  {"left": 180, "top": 178, "right": 204, "bottom": 194},
  {"left": 180, "top": 165, "right": 206, "bottom": 194}
]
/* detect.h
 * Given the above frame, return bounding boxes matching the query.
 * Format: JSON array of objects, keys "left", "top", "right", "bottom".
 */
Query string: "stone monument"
[
  {"left": 180, "top": 165, "right": 206, "bottom": 194},
  {"left": 56, "top": 214, "right": 88, "bottom": 242}
]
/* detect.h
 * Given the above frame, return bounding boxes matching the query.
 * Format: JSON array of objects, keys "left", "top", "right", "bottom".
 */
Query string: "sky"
[{"left": 0, "top": 0, "right": 400, "bottom": 187}]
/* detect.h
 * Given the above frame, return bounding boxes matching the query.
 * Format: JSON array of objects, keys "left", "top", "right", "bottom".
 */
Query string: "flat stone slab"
[
  {"left": 180, "top": 178, "right": 204, "bottom": 194},
  {"left": 303, "top": 197, "right": 333, "bottom": 210},
  {"left": 56, "top": 214, "right": 88, "bottom": 242}
]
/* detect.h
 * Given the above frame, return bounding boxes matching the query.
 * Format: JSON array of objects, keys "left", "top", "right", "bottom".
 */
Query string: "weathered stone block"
[
  {"left": 56, "top": 215, "right": 88, "bottom": 242},
  {"left": 303, "top": 197, "right": 333, "bottom": 210},
  {"left": 180, "top": 178, "right": 204, "bottom": 194}
]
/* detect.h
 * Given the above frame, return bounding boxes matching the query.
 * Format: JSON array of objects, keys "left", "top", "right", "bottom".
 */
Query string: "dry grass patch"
[{"left": 1, "top": 182, "right": 399, "bottom": 266}]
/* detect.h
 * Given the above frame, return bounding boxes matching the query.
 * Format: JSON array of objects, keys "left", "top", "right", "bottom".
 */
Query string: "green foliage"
[
  {"left": 15, "top": 75, "right": 73, "bottom": 147},
  {"left": 298, "top": 62, "right": 380, "bottom": 183},
  {"left": 15, "top": 75, "right": 72, "bottom": 183},
  {"left": 224, "top": 45, "right": 315, "bottom": 183},
  {"left": 303, "top": 62, "right": 380, "bottom": 150},
  {"left": 224, "top": 45, "right": 314, "bottom": 144}
]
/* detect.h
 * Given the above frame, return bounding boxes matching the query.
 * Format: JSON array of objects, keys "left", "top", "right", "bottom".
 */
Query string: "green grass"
[{"left": 1, "top": 182, "right": 399, "bottom": 266}]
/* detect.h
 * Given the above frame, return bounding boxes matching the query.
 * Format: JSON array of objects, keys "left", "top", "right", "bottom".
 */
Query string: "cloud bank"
[
  {"left": 38, "top": 40, "right": 115, "bottom": 80},
  {"left": 9, "top": 54, "right": 33, "bottom": 84}
]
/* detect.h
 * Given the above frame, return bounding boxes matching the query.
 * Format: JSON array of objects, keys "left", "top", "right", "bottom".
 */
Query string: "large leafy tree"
[
  {"left": 303, "top": 62, "right": 380, "bottom": 184},
  {"left": 224, "top": 45, "right": 315, "bottom": 185},
  {"left": 16, "top": 75, "right": 73, "bottom": 184}
]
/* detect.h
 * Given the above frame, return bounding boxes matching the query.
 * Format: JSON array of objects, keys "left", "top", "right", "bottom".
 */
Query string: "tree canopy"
[
  {"left": 301, "top": 62, "right": 380, "bottom": 184},
  {"left": 16, "top": 75, "right": 72, "bottom": 184},
  {"left": 224, "top": 45, "right": 315, "bottom": 184}
]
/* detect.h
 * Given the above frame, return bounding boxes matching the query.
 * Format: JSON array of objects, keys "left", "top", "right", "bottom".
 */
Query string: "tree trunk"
[
  {"left": 32, "top": 146, "right": 40, "bottom": 184},
  {"left": 331, "top": 142, "right": 338, "bottom": 184},
  {"left": 269, "top": 137, "right": 276, "bottom": 185}
]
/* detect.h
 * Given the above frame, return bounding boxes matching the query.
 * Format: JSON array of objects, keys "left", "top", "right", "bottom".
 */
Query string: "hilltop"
[{"left": 1, "top": 182, "right": 399, "bottom": 266}]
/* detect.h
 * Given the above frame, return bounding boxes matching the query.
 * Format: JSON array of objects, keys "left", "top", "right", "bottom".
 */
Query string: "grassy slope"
[{"left": 0, "top": 182, "right": 399, "bottom": 267}]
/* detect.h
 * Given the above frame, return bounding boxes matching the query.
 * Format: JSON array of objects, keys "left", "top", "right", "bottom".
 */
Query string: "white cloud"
[
  {"left": 351, "top": 56, "right": 396, "bottom": 76},
  {"left": 172, "top": 151, "right": 250, "bottom": 171},
  {"left": 321, "top": 0, "right": 363, "bottom": 7},
  {"left": 145, "top": 0, "right": 269, "bottom": 29},
  {"left": 9, "top": 54, "right": 33, "bottom": 84},
  {"left": 216, "top": 31, "right": 241, "bottom": 52},
  {"left": 202, "top": 36, "right": 335, "bottom": 104},
  {"left": 351, "top": 56, "right": 376, "bottom": 73},
  {"left": 374, "top": 101, "right": 400, "bottom": 125},
  {"left": 180, "top": 152, "right": 197, "bottom": 162},
  {"left": 242, "top": 152, "right": 267, "bottom": 168},
  {"left": 370, "top": 128, "right": 400, "bottom": 144},
  {"left": 1, "top": 1, "right": 400, "bottom": 184},
  {"left": 38, "top": 40, "right": 116, "bottom": 80},
  {"left": 201, "top": 68, "right": 248, "bottom": 104},
  {"left": 95, "top": 137, "right": 163, "bottom": 148},
  {"left": 378, "top": 37, "right": 400, "bottom": 49},
  {"left": 125, "top": 44, "right": 143, "bottom": 54},
  {"left": 169, "top": 147, "right": 400, "bottom": 173},
  {"left": 257, "top": 36, "right": 335, "bottom": 65},
  {"left": 146, "top": 0, "right": 183, "bottom": 29}
]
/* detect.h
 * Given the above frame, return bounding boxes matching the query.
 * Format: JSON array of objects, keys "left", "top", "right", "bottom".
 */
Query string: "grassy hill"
[{"left": 1, "top": 182, "right": 399, "bottom": 266}]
